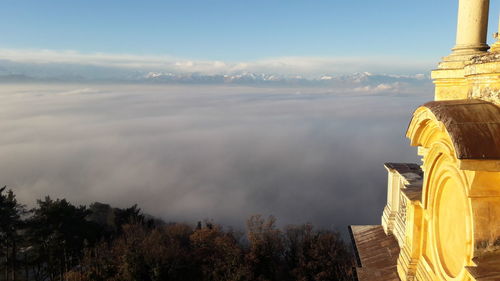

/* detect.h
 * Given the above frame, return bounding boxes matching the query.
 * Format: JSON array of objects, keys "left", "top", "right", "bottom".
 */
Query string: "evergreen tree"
[
  {"left": 0, "top": 186, "right": 25, "bottom": 281},
  {"left": 26, "top": 197, "right": 99, "bottom": 281}
]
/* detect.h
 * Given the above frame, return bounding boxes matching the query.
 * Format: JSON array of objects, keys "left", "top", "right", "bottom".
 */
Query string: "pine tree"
[{"left": 0, "top": 186, "right": 25, "bottom": 281}]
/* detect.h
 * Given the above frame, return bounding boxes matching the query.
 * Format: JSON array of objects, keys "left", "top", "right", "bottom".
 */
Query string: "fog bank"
[{"left": 0, "top": 83, "right": 432, "bottom": 231}]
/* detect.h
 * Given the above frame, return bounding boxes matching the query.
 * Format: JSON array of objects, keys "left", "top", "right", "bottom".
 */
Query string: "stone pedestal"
[{"left": 433, "top": 0, "right": 491, "bottom": 100}]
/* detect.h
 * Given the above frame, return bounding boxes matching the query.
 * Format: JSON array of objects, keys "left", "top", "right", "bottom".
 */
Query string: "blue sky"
[
  {"left": 0, "top": 0, "right": 498, "bottom": 77},
  {"left": 1, "top": 0, "right": 498, "bottom": 61}
]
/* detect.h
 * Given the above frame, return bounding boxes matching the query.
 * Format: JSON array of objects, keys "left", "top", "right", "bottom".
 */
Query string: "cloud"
[
  {"left": 58, "top": 88, "right": 104, "bottom": 96},
  {"left": 353, "top": 82, "right": 401, "bottom": 93},
  {"left": 0, "top": 49, "right": 176, "bottom": 69},
  {"left": 0, "top": 48, "right": 434, "bottom": 78},
  {"left": 0, "top": 83, "right": 433, "bottom": 233}
]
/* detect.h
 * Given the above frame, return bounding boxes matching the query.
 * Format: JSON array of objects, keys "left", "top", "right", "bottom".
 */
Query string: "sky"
[{"left": 0, "top": 0, "right": 498, "bottom": 64}]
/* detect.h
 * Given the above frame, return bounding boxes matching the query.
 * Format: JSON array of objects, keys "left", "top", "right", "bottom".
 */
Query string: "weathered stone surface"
[
  {"left": 384, "top": 163, "right": 422, "bottom": 176},
  {"left": 422, "top": 100, "right": 500, "bottom": 160},
  {"left": 384, "top": 163, "right": 423, "bottom": 189}
]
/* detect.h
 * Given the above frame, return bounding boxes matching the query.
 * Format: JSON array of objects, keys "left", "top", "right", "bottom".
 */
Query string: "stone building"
[{"left": 349, "top": 0, "right": 500, "bottom": 280}]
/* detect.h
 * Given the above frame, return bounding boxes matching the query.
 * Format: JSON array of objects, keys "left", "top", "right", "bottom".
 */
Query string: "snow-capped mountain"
[
  {"left": 0, "top": 58, "right": 431, "bottom": 95},
  {"left": 142, "top": 71, "right": 429, "bottom": 85}
]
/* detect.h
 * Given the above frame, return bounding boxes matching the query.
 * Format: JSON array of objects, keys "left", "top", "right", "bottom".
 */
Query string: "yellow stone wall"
[
  {"left": 379, "top": 2, "right": 500, "bottom": 280},
  {"left": 381, "top": 102, "right": 500, "bottom": 281},
  {"left": 396, "top": 99, "right": 500, "bottom": 280},
  {"left": 406, "top": 112, "right": 475, "bottom": 281},
  {"left": 433, "top": 52, "right": 500, "bottom": 105}
]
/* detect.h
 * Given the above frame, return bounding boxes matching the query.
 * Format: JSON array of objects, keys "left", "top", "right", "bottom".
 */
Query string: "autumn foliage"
[
  {"left": 65, "top": 216, "right": 353, "bottom": 281},
  {"left": 0, "top": 187, "right": 353, "bottom": 281}
]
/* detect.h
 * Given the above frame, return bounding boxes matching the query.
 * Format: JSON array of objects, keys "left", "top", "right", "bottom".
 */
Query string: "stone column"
[
  {"left": 452, "top": 0, "right": 490, "bottom": 55},
  {"left": 433, "top": 0, "right": 491, "bottom": 100}
]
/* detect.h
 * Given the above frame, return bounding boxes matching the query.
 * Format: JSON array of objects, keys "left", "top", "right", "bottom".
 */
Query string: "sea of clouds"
[
  {"left": 0, "top": 82, "right": 433, "bottom": 233},
  {"left": 0, "top": 48, "right": 436, "bottom": 232}
]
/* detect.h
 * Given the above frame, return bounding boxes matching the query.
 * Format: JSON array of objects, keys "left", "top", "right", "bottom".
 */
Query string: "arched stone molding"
[
  {"left": 407, "top": 100, "right": 500, "bottom": 172},
  {"left": 424, "top": 152, "right": 474, "bottom": 280},
  {"left": 408, "top": 112, "right": 474, "bottom": 280},
  {"left": 407, "top": 102, "right": 500, "bottom": 280}
]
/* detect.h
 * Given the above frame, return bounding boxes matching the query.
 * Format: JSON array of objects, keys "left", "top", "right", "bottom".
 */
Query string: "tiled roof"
[
  {"left": 349, "top": 225, "right": 400, "bottom": 281},
  {"left": 466, "top": 252, "right": 500, "bottom": 280}
]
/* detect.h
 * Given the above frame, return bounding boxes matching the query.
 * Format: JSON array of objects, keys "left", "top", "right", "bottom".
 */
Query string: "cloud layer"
[
  {"left": 0, "top": 48, "right": 434, "bottom": 79},
  {"left": 0, "top": 83, "right": 432, "bottom": 232}
]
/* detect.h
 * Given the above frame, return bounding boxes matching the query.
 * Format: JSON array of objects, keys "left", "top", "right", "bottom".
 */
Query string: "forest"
[{"left": 0, "top": 186, "right": 354, "bottom": 281}]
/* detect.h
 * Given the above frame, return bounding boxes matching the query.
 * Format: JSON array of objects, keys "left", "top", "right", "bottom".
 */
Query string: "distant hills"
[
  {"left": 0, "top": 61, "right": 430, "bottom": 91},
  {"left": 142, "top": 71, "right": 429, "bottom": 86}
]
